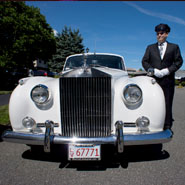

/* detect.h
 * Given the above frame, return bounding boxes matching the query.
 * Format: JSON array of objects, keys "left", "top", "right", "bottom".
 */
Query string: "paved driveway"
[
  {"left": 0, "top": 94, "right": 11, "bottom": 106},
  {"left": 0, "top": 87, "right": 185, "bottom": 185}
]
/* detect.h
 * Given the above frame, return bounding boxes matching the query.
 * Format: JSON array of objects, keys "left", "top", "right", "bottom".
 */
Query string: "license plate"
[{"left": 68, "top": 144, "right": 101, "bottom": 161}]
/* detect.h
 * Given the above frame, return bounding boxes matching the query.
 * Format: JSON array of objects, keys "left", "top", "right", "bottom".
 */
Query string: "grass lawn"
[
  {"left": 0, "top": 105, "right": 10, "bottom": 125},
  {"left": 0, "top": 91, "right": 12, "bottom": 95}
]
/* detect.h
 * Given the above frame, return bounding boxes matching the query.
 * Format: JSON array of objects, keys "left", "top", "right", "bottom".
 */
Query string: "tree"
[
  {"left": 48, "top": 26, "right": 84, "bottom": 72},
  {"left": 0, "top": 2, "right": 56, "bottom": 70}
]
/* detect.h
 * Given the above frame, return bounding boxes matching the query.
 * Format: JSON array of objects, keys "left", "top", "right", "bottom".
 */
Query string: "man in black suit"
[{"left": 142, "top": 23, "right": 183, "bottom": 130}]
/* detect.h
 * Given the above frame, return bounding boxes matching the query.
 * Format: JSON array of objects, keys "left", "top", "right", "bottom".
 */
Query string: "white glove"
[
  {"left": 160, "top": 68, "right": 170, "bottom": 76},
  {"left": 154, "top": 68, "right": 163, "bottom": 78},
  {"left": 154, "top": 68, "right": 169, "bottom": 78}
]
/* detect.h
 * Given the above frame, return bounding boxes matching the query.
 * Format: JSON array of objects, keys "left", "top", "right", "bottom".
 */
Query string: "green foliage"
[
  {"left": 181, "top": 81, "right": 185, "bottom": 86},
  {"left": 0, "top": 1, "right": 56, "bottom": 70},
  {"left": 0, "top": 91, "right": 12, "bottom": 95},
  {"left": 48, "top": 26, "right": 84, "bottom": 72},
  {"left": 175, "top": 79, "right": 180, "bottom": 86},
  {"left": 175, "top": 79, "right": 185, "bottom": 87},
  {"left": 0, "top": 105, "right": 9, "bottom": 125}
]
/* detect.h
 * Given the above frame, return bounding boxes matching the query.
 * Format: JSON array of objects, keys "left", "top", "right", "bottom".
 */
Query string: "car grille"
[{"left": 60, "top": 77, "right": 111, "bottom": 137}]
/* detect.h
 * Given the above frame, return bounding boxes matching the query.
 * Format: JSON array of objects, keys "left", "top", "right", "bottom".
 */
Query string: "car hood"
[{"left": 61, "top": 67, "right": 128, "bottom": 79}]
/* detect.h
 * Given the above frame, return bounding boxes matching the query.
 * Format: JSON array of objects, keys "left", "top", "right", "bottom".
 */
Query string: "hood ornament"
[{"left": 83, "top": 53, "right": 88, "bottom": 72}]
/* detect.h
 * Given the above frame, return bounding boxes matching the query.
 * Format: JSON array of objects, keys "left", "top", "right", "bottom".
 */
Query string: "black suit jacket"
[{"left": 142, "top": 42, "right": 183, "bottom": 86}]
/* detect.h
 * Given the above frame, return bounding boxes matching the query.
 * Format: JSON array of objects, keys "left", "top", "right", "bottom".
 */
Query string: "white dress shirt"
[{"left": 158, "top": 41, "right": 167, "bottom": 60}]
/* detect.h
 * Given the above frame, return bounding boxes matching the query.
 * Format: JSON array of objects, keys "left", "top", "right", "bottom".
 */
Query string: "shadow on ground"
[
  {"left": 0, "top": 124, "right": 12, "bottom": 142},
  {"left": 22, "top": 144, "right": 170, "bottom": 171}
]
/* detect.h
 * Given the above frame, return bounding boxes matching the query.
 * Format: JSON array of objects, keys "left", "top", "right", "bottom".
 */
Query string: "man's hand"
[
  {"left": 154, "top": 69, "right": 163, "bottom": 78},
  {"left": 154, "top": 68, "right": 169, "bottom": 78},
  {"left": 160, "top": 68, "right": 170, "bottom": 76}
]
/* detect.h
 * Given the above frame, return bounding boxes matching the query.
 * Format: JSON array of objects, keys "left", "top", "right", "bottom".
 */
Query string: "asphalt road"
[
  {"left": 0, "top": 94, "right": 11, "bottom": 106},
  {"left": 0, "top": 87, "right": 185, "bottom": 185}
]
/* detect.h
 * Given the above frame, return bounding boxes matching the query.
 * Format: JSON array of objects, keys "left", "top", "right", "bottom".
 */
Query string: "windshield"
[{"left": 64, "top": 54, "right": 125, "bottom": 71}]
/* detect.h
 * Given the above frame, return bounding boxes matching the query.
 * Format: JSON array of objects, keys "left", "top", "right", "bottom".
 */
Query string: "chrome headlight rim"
[
  {"left": 31, "top": 84, "right": 50, "bottom": 105},
  {"left": 123, "top": 84, "right": 143, "bottom": 109}
]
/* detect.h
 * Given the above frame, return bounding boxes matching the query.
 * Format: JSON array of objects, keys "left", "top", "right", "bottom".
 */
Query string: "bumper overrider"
[{"left": 2, "top": 120, "right": 173, "bottom": 153}]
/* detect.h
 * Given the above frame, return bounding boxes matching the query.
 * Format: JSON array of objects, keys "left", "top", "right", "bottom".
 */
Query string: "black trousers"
[{"left": 160, "top": 85, "right": 175, "bottom": 129}]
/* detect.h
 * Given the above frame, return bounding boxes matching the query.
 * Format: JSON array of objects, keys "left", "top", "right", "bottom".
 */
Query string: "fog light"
[
  {"left": 22, "top": 117, "right": 36, "bottom": 130},
  {"left": 136, "top": 116, "right": 150, "bottom": 132}
]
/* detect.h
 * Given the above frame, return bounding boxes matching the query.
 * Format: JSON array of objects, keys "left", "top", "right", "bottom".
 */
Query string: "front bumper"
[{"left": 2, "top": 121, "right": 173, "bottom": 153}]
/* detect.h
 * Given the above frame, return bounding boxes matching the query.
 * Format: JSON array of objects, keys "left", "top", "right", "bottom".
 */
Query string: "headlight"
[
  {"left": 31, "top": 84, "right": 49, "bottom": 104},
  {"left": 123, "top": 84, "right": 142, "bottom": 109}
]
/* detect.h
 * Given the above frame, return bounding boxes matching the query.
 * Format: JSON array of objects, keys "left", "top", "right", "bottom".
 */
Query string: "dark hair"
[{"left": 155, "top": 23, "right": 171, "bottom": 33}]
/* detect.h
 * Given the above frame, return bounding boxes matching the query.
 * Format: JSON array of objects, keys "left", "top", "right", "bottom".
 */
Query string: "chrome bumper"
[{"left": 2, "top": 121, "right": 173, "bottom": 153}]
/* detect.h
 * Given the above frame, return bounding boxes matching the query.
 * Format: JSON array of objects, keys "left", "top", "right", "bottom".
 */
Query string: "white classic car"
[{"left": 2, "top": 53, "right": 172, "bottom": 160}]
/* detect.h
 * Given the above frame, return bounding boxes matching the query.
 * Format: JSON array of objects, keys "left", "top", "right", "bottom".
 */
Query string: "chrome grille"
[{"left": 60, "top": 77, "right": 111, "bottom": 137}]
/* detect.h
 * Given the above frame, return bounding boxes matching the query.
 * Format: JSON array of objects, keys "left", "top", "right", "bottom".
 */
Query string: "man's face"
[{"left": 156, "top": 31, "right": 168, "bottom": 43}]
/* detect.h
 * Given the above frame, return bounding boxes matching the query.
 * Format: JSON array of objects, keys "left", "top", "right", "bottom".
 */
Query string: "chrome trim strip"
[
  {"left": 2, "top": 129, "right": 172, "bottom": 146},
  {"left": 37, "top": 123, "right": 59, "bottom": 127}
]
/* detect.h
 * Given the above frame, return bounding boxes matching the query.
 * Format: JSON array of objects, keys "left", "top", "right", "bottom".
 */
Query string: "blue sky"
[{"left": 26, "top": 1, "right": 185, "bottom": 70}]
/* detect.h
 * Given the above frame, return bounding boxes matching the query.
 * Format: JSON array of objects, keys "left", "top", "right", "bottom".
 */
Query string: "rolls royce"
[{"left": 2, "top": 53, "right": 172, "bottom": 160}]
